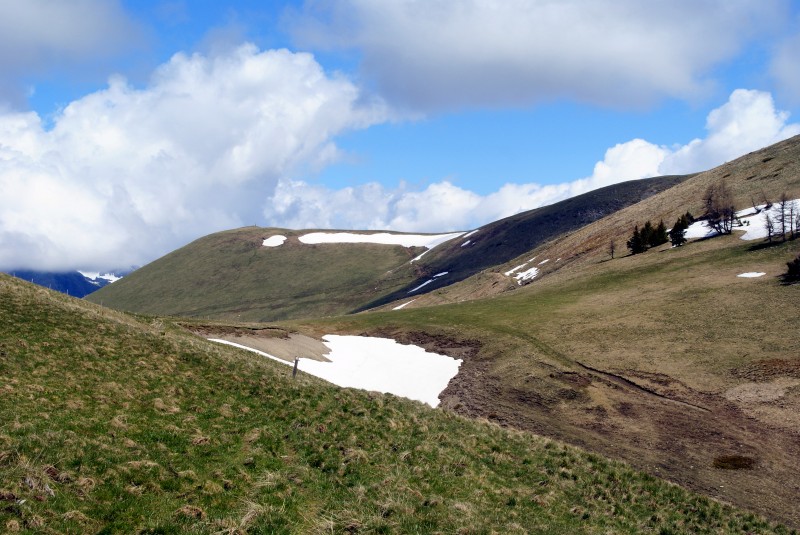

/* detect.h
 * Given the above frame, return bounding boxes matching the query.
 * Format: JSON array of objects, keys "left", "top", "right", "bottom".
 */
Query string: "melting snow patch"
[
  {"left": 408, "top": 279, "right": 434, "bottom": 293},
  {"left": 302, "top": 335, "right": 461, "bottom": 407},
  {"left": 462, "top": 229, "right": 479, "bottom": 239},
  {"left": 504, "top": 263, "right": 529, "bottom": 276},
  {"left": 210, "top": 336, "right": 461, "bottom": 407},
  {"left": 683, "top": 200, "right": 800, "bottom": 241},
  {"left": 737, "top": 272, "right": 766, "bottom": 278},
  {"left": 300, "top": 231, "right": 463, "bottom": 248},
  {"left": 262, "top": 235, "right": 287, "bottom": 247},
  {"left": 393, "top": 299, "right": 417, "bottom": 310},
  {"left": 461, "top": 240, "right": 471, "bottom": 247},
  {"left": 433, "top": 272, "right": 448, "bottom": 278},
  {"left": 538, "top": 259, "right": 550, "bottom": 265},
  {"left": 514, "top": 267, "right": 539, "bottom": 284}
]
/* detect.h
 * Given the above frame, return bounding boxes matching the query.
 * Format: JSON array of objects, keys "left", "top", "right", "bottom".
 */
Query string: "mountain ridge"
[{"left": 86, "top": 174, "right": 689, "bottom": 321}]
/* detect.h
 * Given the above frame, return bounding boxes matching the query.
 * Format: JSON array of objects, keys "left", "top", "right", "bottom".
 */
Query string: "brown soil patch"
[
  {"left": 360, "top": 328, "right": 483, "bottom": 362},
  {"left": 439, "top": 349, "right": 800, "bottom": 529}
]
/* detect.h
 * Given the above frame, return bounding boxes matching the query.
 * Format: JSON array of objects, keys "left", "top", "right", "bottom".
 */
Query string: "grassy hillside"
[
  {"left": 0, "top": 273, "right": 792, "bottom": 533},
  {"left": 359, "top": 174, "right": 689, "bottom": 310},
  {"left": 292, "top": 234, "right": 800, "bottom": 528},
  {"left": 88, "top": 175, "right": 685, "bottom": 323},
  {"left": 391, "top": 134, "right": 800, "bottom": 311},
  {"left": 86, "top": 227, "right": 424, "bottom": 322}
]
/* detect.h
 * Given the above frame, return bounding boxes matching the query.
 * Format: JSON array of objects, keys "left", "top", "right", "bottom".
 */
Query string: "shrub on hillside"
[
  {"left": 670, "top": 214, "right": 690, "bottom": 247},
  {"left": 785, "top": 253, "right": 800, "bottom": 283}
]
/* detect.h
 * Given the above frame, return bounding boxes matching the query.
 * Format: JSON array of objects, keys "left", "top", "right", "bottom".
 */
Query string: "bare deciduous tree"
[
  {"left": 703, "top": 180, "right": 735, "bottom": 234},
  {"left": 775, "top": 192, "right": 791, "bottom": 242},
  {"left": 765, "top": 213, "right": 775, "bottom": 243}
]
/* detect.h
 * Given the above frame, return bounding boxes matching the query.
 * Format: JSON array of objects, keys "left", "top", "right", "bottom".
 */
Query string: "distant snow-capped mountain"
[{"left": 6, "top": 269, "right": 133, "bottom": 298}]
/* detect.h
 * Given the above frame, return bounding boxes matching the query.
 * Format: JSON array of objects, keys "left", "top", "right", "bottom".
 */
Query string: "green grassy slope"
[
  {"left": 294, "top": 233, "right": 800, "bottom": 528},
  {"left": 86, "top": 227, "right": 425, "bottom": 322},
  {"left": 88, "top": 175, "right": 686, "bottom": 323},
  {"left": 0, "top": 274, "right": 790, "bottom": 534}
]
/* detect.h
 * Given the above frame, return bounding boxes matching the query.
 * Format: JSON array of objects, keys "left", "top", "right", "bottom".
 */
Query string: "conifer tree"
[
  {"left": 786, "top": 253, "right": 800, "bottom": 282},
  {"left": 640, "top": 221, "right": 654, "bottom": 249},
  {"left": 670, "top": 216, "right": 688, "bottom": 247},
  {"left": 650, "top": 220, "right": 668, "bottom": 247},
  {"left": 627, "top": 226, "right": 647, "bottom": 254}
]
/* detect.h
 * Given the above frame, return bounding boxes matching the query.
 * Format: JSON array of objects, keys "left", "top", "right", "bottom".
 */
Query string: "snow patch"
[
  {"left": 299, "top": 231, "right": 463, "bottom": 248},
  {"left": 433, "top": 272, "right": 448, "bottom": 278},
  {"left": 262, "top": 235, "right": 287, "bottom": 247},
  {"left": 462, "top": 229, "right": 479, "bottom": 239},
  {"left": 514, "top": 267, "right": 540, "bottom": 284},
  {"left": 209, "top": 335, "right": 462, "bottom": 407},
  {"left": 408, "top": 279, "right": 434, "bottom": 293},
  {"left": 684, "top": 200, "right": 800, "bottom": 241},
  {"left": 504, "top": 263, "right": 528, "bottom": 276},
  {"left": 302, "top": 335, "right": 462, "bottom": 407},
  {"left": 737, "top": 272, "right": 766, "bottom": 278},
  {"left": 461, "top": 240, "right": 471, "bottom": 247},
  {"left": 393, "top": 299, "right": 417, "bottom": 310},
  {"left": 538, "top": 259, "right": 550, "bottom": 265}
]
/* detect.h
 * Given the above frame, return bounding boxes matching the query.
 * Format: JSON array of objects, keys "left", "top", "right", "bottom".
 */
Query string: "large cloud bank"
[
  {"left": 290, "top": 0, "right": 786, "bottom": 111},
  {"left": 265, "top": 90, "right": 800, "bottom": 232},
  {"left": 0, "top": 45, "right": 388, "bottom": 271}
]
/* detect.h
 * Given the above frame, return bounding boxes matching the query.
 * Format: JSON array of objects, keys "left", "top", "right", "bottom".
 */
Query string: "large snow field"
[
  {"left": 260, "top": 231, "right": 465, "bottom": 262},
  {"left": 684, "top": 200, "right": 800, "bottom": 241},
  {"left": 298, "top": 231, "right": 463, "bottom": 248},
  {"left": 209, "top": 335, "right": 461, "bottom": 408}
]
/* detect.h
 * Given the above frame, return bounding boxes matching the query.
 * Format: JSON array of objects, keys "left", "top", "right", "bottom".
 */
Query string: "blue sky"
[{"left": 2, "top": 0, "right": 800, "bottom": 271}]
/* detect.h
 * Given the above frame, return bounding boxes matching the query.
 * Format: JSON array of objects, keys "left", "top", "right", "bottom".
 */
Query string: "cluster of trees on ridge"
[
  {"left": 614, "top": 182, "right": 800, "bottom": 281},
  {"left": 626, "top": 219, "right": 669, "bottom": 254}
]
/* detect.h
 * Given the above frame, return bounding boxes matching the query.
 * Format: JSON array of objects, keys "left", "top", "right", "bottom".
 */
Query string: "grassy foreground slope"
[
  {"left": 297, "top": 234, "right": 800, "bottom": 528},
  {"left": 0, "top": 274, "right": 790, "bottom": 534}
]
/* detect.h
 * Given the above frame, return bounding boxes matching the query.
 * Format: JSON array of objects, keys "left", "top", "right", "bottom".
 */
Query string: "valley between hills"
[{"left": 3, "top": 135, "right": 800, "bottom": 533}]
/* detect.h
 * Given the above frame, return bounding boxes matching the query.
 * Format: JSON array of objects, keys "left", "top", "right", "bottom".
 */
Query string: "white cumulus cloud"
[
  {"left": 659, "top": 89, "right": 800, "bottom": 174},
  {"left": 0, "top": 44, "right": 389, "bottom": 271},
  {"left": 290, "top": 0, "right": 786, "bottom": 111},
  {"left": 263, "top": 89, "right": 799, "bottom": 232}
]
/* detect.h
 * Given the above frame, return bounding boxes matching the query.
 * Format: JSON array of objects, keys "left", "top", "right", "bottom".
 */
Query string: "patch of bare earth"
[{"left": 438, "top": 349, "right": 800, "bottom": 529}]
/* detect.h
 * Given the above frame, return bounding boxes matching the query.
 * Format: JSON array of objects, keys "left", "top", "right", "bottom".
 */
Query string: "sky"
[{"left": 2, "top": 0, "right": 800, "bottom": 272}]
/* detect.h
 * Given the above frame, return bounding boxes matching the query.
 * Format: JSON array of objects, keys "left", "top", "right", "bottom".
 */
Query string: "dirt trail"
[{"left": 183, "top": 324, "right": 331, "bottom": 362}]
